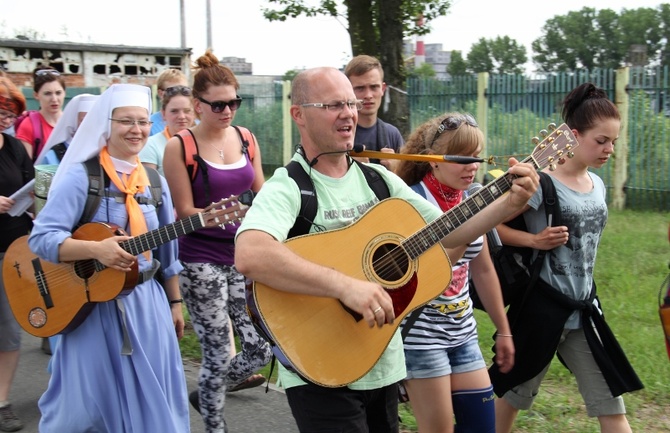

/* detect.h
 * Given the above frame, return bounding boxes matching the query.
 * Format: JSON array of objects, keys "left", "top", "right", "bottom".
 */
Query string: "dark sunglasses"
[
  {"left": 35, "top": 69, "right": 61, "bottom": 77},
  {"left": 164, "top": 85, "right": 192, "bottom": 97},
  {"left": 197, "top": 96, "right": 242, "bottom": 113},
  {"left": 432, "top": 114, "right": 478, "bottom": 145}
]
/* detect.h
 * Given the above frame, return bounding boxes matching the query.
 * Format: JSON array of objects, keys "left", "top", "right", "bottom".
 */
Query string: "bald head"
[{"left": 291, "top": 67, "right": 353, "bottom": 106}]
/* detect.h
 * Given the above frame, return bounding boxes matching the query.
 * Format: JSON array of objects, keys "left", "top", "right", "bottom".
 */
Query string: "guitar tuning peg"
[
  {"left": 567, "top": 151, "right": 575, "bottom": 159},
  {"left": 532, "top": 137, "right": 540, "bottom": 145},
  {"left": 539, "top": 129, "right": 548, "bottom": 137},
  {"left": 558, "top": 157, "right": 566, "bottom": 165},
  {"left": 548, "top": 163, "right": 557, "bottom": 171},
  {"left": 547, "top": 123, "right": 557, "bottom": 131}
]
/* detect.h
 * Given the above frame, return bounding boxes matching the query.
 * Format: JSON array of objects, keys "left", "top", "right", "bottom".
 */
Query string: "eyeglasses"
[
  {"left": 432, "top": 114, "right": 478, "bottom": 144},
  {"left": 301, "top": 100, "right": 363, "bottom": 112},
  {"left": 35, "top": 69, "right": 61, "bottom": 77},
  {"left": 197, "top": 96, "right": 242, "bottom": 113},
  {"left": 0, "top": 111, "right": 17, "bottom": 122},
  {"left": 164, "top": 86, "right": 192, "bottom": 97},
  {"left": 109, "top": 118, "right": 153, "bottom": 128}
]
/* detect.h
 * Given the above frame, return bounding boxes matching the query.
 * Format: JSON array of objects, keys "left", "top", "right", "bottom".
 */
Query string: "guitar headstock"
[
  {"left": 525, "top": 123, "right": 578, "bottom": 171},
  {"left": 202, "top": 189, "right": 255, "bottom": 228}
]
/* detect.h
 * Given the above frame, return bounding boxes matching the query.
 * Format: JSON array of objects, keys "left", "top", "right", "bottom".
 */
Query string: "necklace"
[{"left": 207, "top": 141, "right": 225, "bottom": 163}]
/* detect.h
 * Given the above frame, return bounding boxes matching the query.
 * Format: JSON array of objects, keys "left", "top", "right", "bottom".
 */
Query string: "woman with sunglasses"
[
  {"left": 394, "top": 113, "right": 514, "bottom": 433},
  {"left": 140, "top": 85, "right": 195, "bottom": 175},
  {"left": 15, "top": 66, "right": 66, "bottom": 159},
  {"left": 163, "top": 50, "right": 271, "bottom": 433}
]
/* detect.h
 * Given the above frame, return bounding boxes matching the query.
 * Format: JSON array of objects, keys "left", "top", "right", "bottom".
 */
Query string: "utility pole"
[
  {"left": 180, "top": 0, "right": 186, "bottom": 48},
  {"left": 206, "top": 0, "right": 212, "bottom": 51}
]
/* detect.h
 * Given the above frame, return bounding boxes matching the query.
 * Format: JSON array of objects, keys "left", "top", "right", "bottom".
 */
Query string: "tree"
[
  {"left": 531, "top": 6, "right": 667, "bottom": 72},
  {"left": 465, "top": 36, "right": 526, "bottom": 74},
  {"left": 446, "top": 50, "right": 467, "bottom": 76},
  {"left": 282, "top": 69, "right": 300, "bottom": 81},
  {"left": 467, "top": 38, "right": 493, "bottom": 73},
  {"left": 262, "top": 0, "right": 454, "bottom": 137},
  {"left": 408, "top": 62, "right": 436, "bottom": 79}
]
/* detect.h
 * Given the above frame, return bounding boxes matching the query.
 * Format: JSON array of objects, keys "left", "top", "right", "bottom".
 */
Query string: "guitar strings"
[{"left": 364, "top": 144, "right": 562, "bottom": 285}]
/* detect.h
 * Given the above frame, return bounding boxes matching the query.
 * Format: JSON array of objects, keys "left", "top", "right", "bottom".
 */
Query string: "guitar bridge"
[{"left": 32, "top": 257, "right": 54, "bottom": 309}]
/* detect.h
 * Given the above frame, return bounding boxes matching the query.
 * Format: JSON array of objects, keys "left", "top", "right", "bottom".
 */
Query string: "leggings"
[{"left": 181, "top": 262, "right": 271, "bottom": 433}]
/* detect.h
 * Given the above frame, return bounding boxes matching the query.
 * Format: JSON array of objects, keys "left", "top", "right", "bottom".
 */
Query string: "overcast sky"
[{"left": 1, "top": 0, "right": 666, "bottom": 75}]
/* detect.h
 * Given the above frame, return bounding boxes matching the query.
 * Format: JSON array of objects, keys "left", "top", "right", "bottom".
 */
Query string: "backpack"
[
  {"left": 470, "top": 172, "right": 559, "bottom": 312},
  {"left": 51, "top": 142, "right": 68, "bottom": 163},
  {"left": 176, "top": 126, "right": 256, "bottom": 203},
  {"left": 14, "top": 110, "right": 45, "bottom": 162},
  {"left": 284, "top": 159, "right": 390, "bottom": 238},
  {"left": 34, "top": 156, "right": 162, "bottom": 228},
  {"left": 78, "top": 156, "right": 163, "bottom": 227}
]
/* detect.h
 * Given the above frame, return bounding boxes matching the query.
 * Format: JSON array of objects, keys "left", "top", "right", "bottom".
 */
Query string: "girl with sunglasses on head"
[
  {"left": 15, "top": 66, "right": 66, "bottom": 159},
  {"left": 395, "top": 113, "right": 514, "bottom": 433},
  {"left": 163, "top": 49, "right": 271, "bottom": 433},
  {"left": 149, "top": 69, "right": 189, "bottom": 136},
  {"left": 140, "top": 85, "right": 196, "bottom": 175}
]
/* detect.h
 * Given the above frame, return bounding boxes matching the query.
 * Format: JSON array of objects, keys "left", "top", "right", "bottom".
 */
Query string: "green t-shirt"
[{"left": 237, "top": 154, "right": 442, "bottom": 390}]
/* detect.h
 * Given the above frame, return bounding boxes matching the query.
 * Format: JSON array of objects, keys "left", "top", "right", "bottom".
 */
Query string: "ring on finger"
[{"left": 373, "top": 306, "right": 382, "bottom": 314}]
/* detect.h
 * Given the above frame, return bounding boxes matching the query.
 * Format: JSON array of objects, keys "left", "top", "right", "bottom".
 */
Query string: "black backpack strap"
[
  {"left": 286, "top": 160, "right": 317, "bottom": 239},
  {"left": 136, "top": 166, "right": 163, "bottom": 209},
  {"left": 79, "top": 157, "right": 163, "bottom": 227},
  {"left": 509, "top": 172, "right": 560, "bottom": 326},
  {"left": 285, "top": 159, "right": 391, "bottom": 239},
  {"left": 80, "top": 156, "right": 105, "bottom": 227},
  {"left": 52, "top": 142, "right": 68, "bottom": 162},
  {"left": 352, "top": 159, "right": 391, "bottom": 201}
]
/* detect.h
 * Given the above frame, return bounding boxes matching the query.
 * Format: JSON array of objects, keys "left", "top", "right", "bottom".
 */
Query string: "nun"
[{"left": 28, "top": 84, "right": 191, "bottom": 433}]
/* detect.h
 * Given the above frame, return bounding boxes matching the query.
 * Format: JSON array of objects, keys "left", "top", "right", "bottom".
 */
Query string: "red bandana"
[{"left": 423, "top": 172, "right": 462, "bottom": 211}]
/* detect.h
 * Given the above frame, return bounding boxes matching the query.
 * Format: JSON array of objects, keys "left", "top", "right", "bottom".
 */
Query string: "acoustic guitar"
[
  {"left": 247, "top": 124, "right": 577, "bottom": 387},
  {"left": 3, "top": 190, "right": 254, "bottom": 338}
]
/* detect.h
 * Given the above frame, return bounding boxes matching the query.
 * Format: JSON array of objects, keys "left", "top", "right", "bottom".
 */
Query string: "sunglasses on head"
[
  {"left": 432, "top": 114, "right": 478, "bottom": 145},
  {"left": 197, "top": 96, "right": 242, "bottom": 113},
  {"left": 164, "top": 85, "right": 192, "bottom": 97},
  {"left": 35, "top": 69, "right": 61, "bottom": 77}
]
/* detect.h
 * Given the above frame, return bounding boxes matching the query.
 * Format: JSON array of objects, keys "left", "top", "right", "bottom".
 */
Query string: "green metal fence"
[{"left": 18, "top": 68, "right": 669, "bottom": 211}]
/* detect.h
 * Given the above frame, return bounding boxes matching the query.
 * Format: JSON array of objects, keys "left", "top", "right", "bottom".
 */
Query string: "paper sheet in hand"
[{"left": 8, "top": 179, "right": 35, "bottom": 216}]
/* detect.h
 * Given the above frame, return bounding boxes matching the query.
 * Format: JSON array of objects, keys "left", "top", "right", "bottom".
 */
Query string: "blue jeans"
[{"left": 404, "top": 338, "right": 486, "bottom": 379}]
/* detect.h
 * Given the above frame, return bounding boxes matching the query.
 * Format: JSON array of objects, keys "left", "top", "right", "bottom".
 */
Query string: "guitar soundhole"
[
  {"left": 74, "top": 260, "right": 96, "bottom": 280},
  {"left": 372, "top": 243, "right": 409, "bottom": 282}
]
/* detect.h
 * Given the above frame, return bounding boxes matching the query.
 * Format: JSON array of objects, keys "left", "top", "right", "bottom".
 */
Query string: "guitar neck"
[
  {"left": 403, "top": 156, "right": 538, "bottom": 259},
  {"left": 120, "top": 213, "right": 206, "bottom": 256}
]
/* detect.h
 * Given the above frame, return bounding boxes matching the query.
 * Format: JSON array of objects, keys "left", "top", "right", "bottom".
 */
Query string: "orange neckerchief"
[{"left": 99, "top": 146, "right": 151, "bottom": 260}]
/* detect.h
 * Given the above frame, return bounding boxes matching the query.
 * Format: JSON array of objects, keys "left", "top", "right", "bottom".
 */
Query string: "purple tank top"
[{"left": 179, "top": 151, "right": 255, "bottom": 266}]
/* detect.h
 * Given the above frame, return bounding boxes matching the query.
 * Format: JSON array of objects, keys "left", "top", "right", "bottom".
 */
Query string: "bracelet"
[
  {"left": 496, "top": 333, "right": 513, "bottom": 337},
  {"left": 169, "top": 298, "right": 184, "bottom": 305}
]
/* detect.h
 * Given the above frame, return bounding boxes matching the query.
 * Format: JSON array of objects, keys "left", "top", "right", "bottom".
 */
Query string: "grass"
[{"left": 179, "top": 209, "right": 670, "bottom": 432}]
